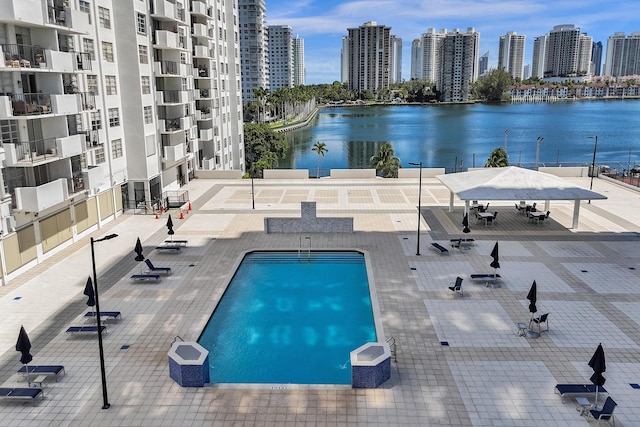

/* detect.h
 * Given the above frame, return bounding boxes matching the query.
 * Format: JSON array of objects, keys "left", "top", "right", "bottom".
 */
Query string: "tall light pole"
[
  {"left": 408, "top": 161, "right": 423, "bottom": 256},
  {"left": 90, "top": 233, "right": 118, "bottom": 409},
  {"left": 587, "top": 135, "right": 599, "bottom": 204},
  {"left": 504, "top": 129, "right": 510, "bottom": 152},
  {"left": 535, "top": 136, "right": 544, "bottom": 170}
]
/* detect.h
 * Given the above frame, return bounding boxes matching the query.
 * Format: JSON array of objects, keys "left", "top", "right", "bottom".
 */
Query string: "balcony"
[
  {"left": 155, "top": 60, "right": 179, "bottom": 75},
  {"left": 163, "top": 143, "right": 187, "bottom": 163},
  {"left": 154, "top": 30, "right": 183, "bottom": 49},
  {"left": 193, "top": 45, "right": 210, "bottom": 58},
  {"left": 199, "top": 128, "right": 214, "bottom": 141},
  {"left": 195, "top": 89, "right": 212, "bottom": 100},
  {"left": 190, "top": 1, "right": 212, "bottom": 18},
  {"left": 196, "top": 67, "right": 210, "bottom": 78},
  {"left": 151, "top": 0, "right": 179, "bottom": 22},
  {"left": 15, "top": 178, "right": 69, "bottom": 212},
  {"left": 191, "top": 23, "right": 211, "bottom": 39},
  {"left": 1, "top": 44, "right": 46, "bottom": 69},
  {"left": 156, "top": 90, "right": 192, "bottom": 104},
  {"left": 10, "top": 93, "right": 52, "bottom": 116},
  {"left": 82, "top": 164, "right": 105, "bottom": 193},
  {"left": 196, "top": 109, "right": 212, "bottom": 120},
  {"left": 55, "top": 134, "right": 84, "bottom": 157},
  {"left": 4, "top": 138, "right": 59, "bottom": 166}
]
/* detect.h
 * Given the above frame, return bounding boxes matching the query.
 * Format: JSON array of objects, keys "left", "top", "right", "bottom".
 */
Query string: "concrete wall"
[
  {"left": 194, "top": 170, "right": 244, "bottom": 179},
  {"left": 264, "top": 169, "right": 309, "bottom": 179},
  {"left": 330, "top": 169, "right": 377, "bottom": 179},
  {"left": 398, "top": 168, "right": 446, "bottom": 178},
  {"left": 539, "top": 167, "right": 588, "bottom": 177}
]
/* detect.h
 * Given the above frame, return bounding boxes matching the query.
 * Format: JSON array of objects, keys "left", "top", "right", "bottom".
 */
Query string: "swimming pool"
[{"left": 197, "top": 251, "right": 378, "bottom": 384}]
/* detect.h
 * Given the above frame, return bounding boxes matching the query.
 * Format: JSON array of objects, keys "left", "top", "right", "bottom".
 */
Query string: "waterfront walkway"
[{"left": 1, "top": 176, "right": 640, "bottom": 426}]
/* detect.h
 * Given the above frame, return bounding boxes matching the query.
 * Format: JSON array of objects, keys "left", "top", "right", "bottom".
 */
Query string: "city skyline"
[{"left": 267, "top": 0, "right": 640, "bottom": 84}]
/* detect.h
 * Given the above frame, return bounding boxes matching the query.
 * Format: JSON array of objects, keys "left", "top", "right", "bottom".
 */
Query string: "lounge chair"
[
  {"left": 85, "top": 311, "right": 122, "bottom": 322},
  {"left": 130, "top": 274, "right": 161, "bottom": 282},
  {"left": 448, "top": 277, "right": 463, "bottom": 296},
  {"left": 529, "top": 313, "right": 549, "bottom": 333},
  {"left": 17, "top": 365, "right": 65, "bottom": 381},
  {"left": 66, "top": 325, "right": 107, "bottom": 335},
  {"left": 156, "top": 245, "right": 181, "bottom": 252},
  {"left": 554, "top": 384, "right": 607, "bottom": 402},
  {"left": 0, "top": 387, "right": 44, "bottom": 405},
  {"left": 145, "top": 259, "right": 171, "bottom": 274},
  {"left": 589, "top": 396, "right": 617, "bottom": 426},
  {"left": 430, "top": 242, "right": 449, "bottom": 255}
]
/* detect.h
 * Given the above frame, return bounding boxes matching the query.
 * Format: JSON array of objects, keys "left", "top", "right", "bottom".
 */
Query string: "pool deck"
[{"left": 1, "top": 176, "right": 640, "bottom": 426}]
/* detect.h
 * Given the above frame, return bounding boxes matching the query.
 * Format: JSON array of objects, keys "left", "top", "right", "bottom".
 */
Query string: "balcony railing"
[
  {"left": 11, "top": 93, "right": 52, "bottom": 116},
  {"left": 82, "top": 130, "right": 101, "bottom": 148},
  {"left": 8, "top": 138, "right": 59, "bottom": 164},
  {"left": 79, "top": 92, "right": 96, "bottom": 110},
  {"left": 160, "top": 60, "right": 179, "bottom": 75},
  {"left": 2, "top": 44, "right": 46, "bottom": 68},
  {"left": 75, "top": 52, "right": 92, "bottom": 71},
  {"left": 47, "top": 5, "right": 69, "bottom": 27},
  {"left": 165, "top": 118, "right": 182, "bottom": 132}
]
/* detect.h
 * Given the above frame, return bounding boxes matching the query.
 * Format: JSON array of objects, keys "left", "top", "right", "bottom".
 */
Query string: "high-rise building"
[
  {"left": 420, "top": 28, "right": 447, "bottom": 83},
  {"left": 544, "top": 24, "right": 591, "bottom": 78},
  {"left": 498, "top": 32, "right": 525, "bottom": 80},
  {"left": 344, "top": 21, "right": 393, "bottom": 93},
  {"left": 578, "top": 33, "right": 593, "bottom": 76},
  {"left": 292, "top": 35, "right": 305, "bottom": 85},
  {"left": 439, "top": 28, "right": 480, "bottom": 102},
  {"left": 531, "top": 35, "right": 548, "bottom": 78},
  {"left": 268, "top": 25, "right": 293, "bottom": 90},
  {"left": 604, "top": 32, "right": 640, "bottom": 76},
  {"left": 410, "top": 39, "right": 422, "bottom": 80},
  {"left": 478, "top": 51, "right": 489, "bottom": 76},
  {"left": 0, "top": 0, "right": 243, "bottom": 279},
  {"left": 592, "top": 41, "right": 603, "bottom": 76},
  {"left": 341, "top": 36, "right": 349, "bottom": 84},
  {"left": 390, "top": 36, "right": 403, "bottom": 83},
  {"left": 239, "top": 0, "right": 268, "bottom": 103}
]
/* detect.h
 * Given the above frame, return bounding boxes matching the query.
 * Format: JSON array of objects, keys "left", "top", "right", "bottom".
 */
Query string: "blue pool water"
[{"left": 197, "top": 251, "right": 377, "bottom": 384}]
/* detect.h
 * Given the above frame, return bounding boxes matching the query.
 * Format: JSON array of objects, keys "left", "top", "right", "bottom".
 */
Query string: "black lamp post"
[
  {"left": 408, "top": 161, "right": 423, "bottom": 256},
  {"left": 588, "top": 135, "right": 598, "bottom": 204},
  {"left": 90, "top": 233, "right": 118, "bottom": 409}
]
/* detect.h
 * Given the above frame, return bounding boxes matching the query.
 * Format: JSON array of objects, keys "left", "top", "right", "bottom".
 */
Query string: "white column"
[{"left": 572, "top": 200, "right": 580, "bottom": 229}]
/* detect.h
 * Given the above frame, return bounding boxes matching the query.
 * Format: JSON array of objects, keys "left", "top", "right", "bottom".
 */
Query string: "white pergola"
[{"left": 436, "top": 167, "right": 607, "bottom": 229}]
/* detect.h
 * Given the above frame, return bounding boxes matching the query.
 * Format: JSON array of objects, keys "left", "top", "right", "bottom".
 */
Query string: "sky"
[{"left": 266, "top": 0, "right": 640, "bottom": 84}]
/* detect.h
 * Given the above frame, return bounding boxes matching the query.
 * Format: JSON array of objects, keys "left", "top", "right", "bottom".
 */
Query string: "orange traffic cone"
[
  {"left": 188, "top": 201, "right": 192, "bottom": 211},
  {"left": 161, "top": 206, "right": 165, "bottom": 213},
  {"left": 155, "top": 212, "right": 159, "bottom": 219},
  {"left": 179, "top": 210, "right": 184, "bottom": 220}
]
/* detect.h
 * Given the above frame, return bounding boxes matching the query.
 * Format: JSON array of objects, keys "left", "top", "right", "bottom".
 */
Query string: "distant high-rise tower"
[
  {"left": 239, "top": 0, "right": 269, "bottom": 103},
  {"left": 341, "top": 36, "right": 349, "bottom": 83},
  {"left": 523, "top": 64, "right": 531, "bottom": 79},
  {"left": 544, "top": 24, "right": 591, "bottom": 78},
  {"left": 268, "top": 25, "right": 293, "bottom": 90},
  {"left": 292, "top": 36, "right": 305, "bottom": 85},
  {"left": 345, "top": 21, "right": 394, "bottom": 93},
  {"left": 390, "top": 36, "right": 403, "bottom": 83},
  {"left": 411, "top": 39, "right": 423, "bottom": 79},
  {"left": 592, "top": 41, "right": 603, "bottom": 76},
  {"left": 578, "top": 33, "right": 593, "bottom": 76},
  {"left": 478, "top": 51, "right": 489, "bottom": 76},
  {"left": 420, "top": 28, "right": 447, "bottom": 83},
  {"left": 532, "top": 35, "right": 548, "bottom": 78},
  {"left": 439, "top": 28, "right": 480, "bottom": 102},
  {"left": 498, "top": 32, "right": 525, "bottom": 80},
  {"left": 604, "top": 32, "right": 640, "bottom": 76}
]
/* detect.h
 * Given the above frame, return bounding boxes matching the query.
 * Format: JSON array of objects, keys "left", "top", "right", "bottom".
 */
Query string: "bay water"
[{"left": 281, "top": 100, "right": 640, "bottom": 173}]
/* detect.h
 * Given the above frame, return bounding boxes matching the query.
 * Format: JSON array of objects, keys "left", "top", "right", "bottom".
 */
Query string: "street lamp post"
[
  {"left": 408, "top": 161, "right": 423, "bottom": 256},
  {"left": 90, "top": 233, "right": 118, "bottom": 409},
  {"left": 535, "top": 137, "right": 544, "bottom": 170},
  {"left": 504, "top": 129, "right": 510, "bottom": 152},
  {"left": 587, "top": 135, "right": 599, "bottom": 204}
]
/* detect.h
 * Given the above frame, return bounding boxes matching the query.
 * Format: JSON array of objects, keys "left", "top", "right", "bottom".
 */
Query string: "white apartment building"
[
  {"left": 292, "top": 35, "right": 304, "bottom": 86},
  {"left": 340, "top": 36, "right": 349, "bottom": 84},
  {"left": 498, "top": 31, "right": 525, "bottom": 80},
  {"left": 604, "top": 32, "right": 640, "bottom": 76},
  {"left": 238, "top": 0, "right": 268, "bottom": 104},
  {"left": 440, "top": 28, "right": 479, "bottom": 102},
  {"left": 268, "top": 25, "right": 292, "bottom": 90},
  {"left": 544, "top": 24, "right": 592, "bottom": 78},
  {"left": 531, "top": 35, "right": 547, "bottom": 78},
  {"left": 420, "top": 28, "right": 446, "bottom": 83},
  {"left": 0, "top": 0, "right": 243, "bottom": 283},
  {"left": 344, "top": 21, "right": 393, "bottom": 93},
  {"left": 410, "top": 39, "right": 422, "bottom": 80},
  {"left": 390, "top": 35, "right": 402, "bottom": 84}
]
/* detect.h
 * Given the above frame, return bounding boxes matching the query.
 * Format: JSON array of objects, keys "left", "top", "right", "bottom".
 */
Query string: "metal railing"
[
  {"left": 386, "top": 337, "right": 397, "bottom": 362},
  {"left": 10, "top": 93, "right": 52, "bottom": 116},
  {"left": 159, "top": 60, "right": 179, "bottom": 75},
  {"left": 47, "top": 5, "right": 69, "bottom": 26},
  {"left": 2, "top": 43, "right": 46, "bottom": 68},
  {"left": 8, "top": 138, "right": 59, "bottom": 163}
]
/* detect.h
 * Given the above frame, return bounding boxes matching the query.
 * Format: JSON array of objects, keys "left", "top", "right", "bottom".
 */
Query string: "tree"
[
  {"left": 311, "top": 141, "right": 328, "bottom": 178},
  {"left": 244, "top": 123, "right": 288, "bottom": 177},
  {"left": 471, "top": 69, "right": 514, "bottom": 102},
  {"left": 253, "top": 87, "right": 268, "bottom": 122},
  {"left": 484, "top": 147, "right": 509, "bottom": 168},
  {"left": 370, "top": 142, "right": 401, "bottom": 178}
]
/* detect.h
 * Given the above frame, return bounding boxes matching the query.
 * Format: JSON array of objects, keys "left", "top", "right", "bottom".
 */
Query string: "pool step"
[{"left": 246, "top": 252, "right": 364, "bottom": 264}]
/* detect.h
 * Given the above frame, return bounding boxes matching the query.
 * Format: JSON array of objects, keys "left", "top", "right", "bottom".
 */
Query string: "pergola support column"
[
  {"left": 572, "top": 200, "right": 580, "bottom": 229},
  {"left": 449, "top": 192, "right": 454, "bottom": 213}
]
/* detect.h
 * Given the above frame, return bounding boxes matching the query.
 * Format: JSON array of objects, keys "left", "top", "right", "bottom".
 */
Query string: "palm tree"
[
  {"left": 312, "top": 141, "right": 328, "bottom": 178},
  {"left": 484, "top": 147, "right": 509, "bottom": 167},
  {"left": 370, "top": 142, "right": 401, "bottom": 178}
]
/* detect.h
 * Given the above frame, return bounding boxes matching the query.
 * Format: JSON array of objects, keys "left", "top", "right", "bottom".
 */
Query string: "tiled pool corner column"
[
  {"left": 350, "top": 342, "right": 391, "bottom": 388},
  {"left": 168, "top": 342, "right": 210, "bottom": 387}
]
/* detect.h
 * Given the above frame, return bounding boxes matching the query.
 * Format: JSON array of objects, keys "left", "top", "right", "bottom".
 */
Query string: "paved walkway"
[{"left": 1, "top": 176, "right": 639, "bottom": 426}]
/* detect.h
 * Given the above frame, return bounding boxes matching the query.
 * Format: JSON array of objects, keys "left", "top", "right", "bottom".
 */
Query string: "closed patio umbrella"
[
  {"left": 134, "top": 237, "right": 145, "bottom": 273},
  {"left": 16, "top": 326, "right": 33, "bottom": 386},
  {"left": 84, "top": 277, "right": 96, "bottom": 320},
  {"left": 490, "top": 241, "right": 500, "bottom": 276},
  {"left": 589, "top": 343, "right": 606, "bottom": 405},
  {"left": 527, "top": 280, "right": 537, "bottom": 315},
  {"left": 462, "top": 213, "right": 470, "bottom": 234},
  {"left": 166, "top": 214, "right": 174, "bottom": 241}
]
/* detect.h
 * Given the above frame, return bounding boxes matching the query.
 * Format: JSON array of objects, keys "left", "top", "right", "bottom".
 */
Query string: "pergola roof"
[{"left": 436, "top": 166, "right": 607, "bottom": 201}]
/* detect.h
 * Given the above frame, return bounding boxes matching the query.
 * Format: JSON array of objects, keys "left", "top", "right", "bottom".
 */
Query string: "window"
[
  {"left": 98, "top": 7, "right": 111, "bottom": 29},
  {"left": 138, "top": 45, "right": 148, "bottom": 64},
  {"left": 136, "top": 13, "right": 146, "bottom": 34},
  {"left": 83, "top": 38, "right": 95, "bottom": 60},
  {"left": 111, "top": 139, "right": 123, "bottom": 158},
  {"left": 79, "top": 0, "right": 90, "bottom": 13},
  {"left": 108, "top": 108, "right": 120, "bottom": 127},
  {"left": 91, "top": 111, "right": 102, "bottom": 130},
  {"left": 95, "top": 146, "right": 106, "bottom": 164},
  {"left": 87, "top": 75, "right": 98, "bottom": 95},
  {"left": 143, "top": 106, "right": 153, "bottom": 124},
  {"left": 141, "top": 76, "right": 150, "bottom": 94},
  {"left": 102, "top": 42, "right": 114, "bottom": 62},
  {"left": 105, "top": 75, "right": 117, "bottom": 95}
]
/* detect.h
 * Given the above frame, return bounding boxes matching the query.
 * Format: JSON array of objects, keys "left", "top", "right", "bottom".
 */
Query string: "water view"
[{"left": 281, "top": 100, "right": 640, "bottom": 173}]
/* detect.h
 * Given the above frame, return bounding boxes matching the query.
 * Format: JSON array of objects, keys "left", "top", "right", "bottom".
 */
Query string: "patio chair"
[
  {"left": 448, "top": 277, "right": 463, "bottom": 296},
  {"left": 589, "top": 396, "right": 617, "bottom": 426},
  {"left": 17, "top": 365, "right": 65, "bottom": 381},
  {"left": 529, "top": 313, "right": 549, "bottom": 333},
  {"left": 145, "top": 259, "right": 171, "bottom": 274}
]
